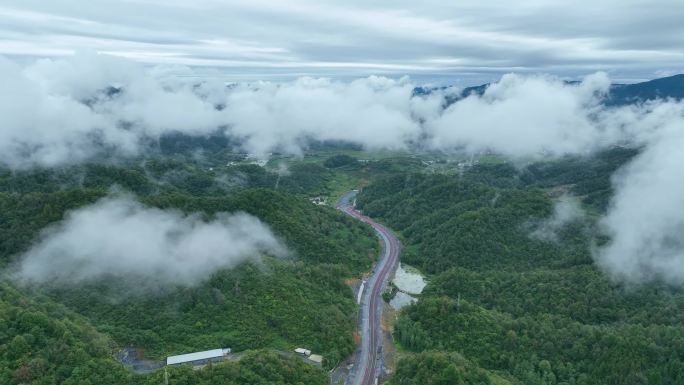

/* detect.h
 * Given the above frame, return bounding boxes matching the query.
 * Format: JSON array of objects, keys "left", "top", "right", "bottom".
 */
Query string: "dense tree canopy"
[
  {"left": 0, "top": 158, "right": 377, "bottom": 384},
  {"left": 3, "top": 148, "right": 681, "bottom": 385},
  {"left": 359, "top": 153, "right": 684, "bottom": 385},
  {"left": 323, "top": 154, "right": 359, "bottom": 169}
]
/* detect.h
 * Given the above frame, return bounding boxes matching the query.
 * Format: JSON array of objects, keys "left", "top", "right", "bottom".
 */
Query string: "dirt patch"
[{"left": 353, "top": 330, "right": 361, "bottom": 345}]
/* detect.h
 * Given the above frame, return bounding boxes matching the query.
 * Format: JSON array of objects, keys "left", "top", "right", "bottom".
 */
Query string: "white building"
[
  {"left": 308, "top": 354, "right": 323, "bottom": 364},
  {"left": 294, "top": 348, "right": 311, "bottom": 356},
  {"left": 309, "top": 196, "right": 327, "bottom": 206},
  {"left": 166, "top": 348, "right": 231, "bottom": 366}
]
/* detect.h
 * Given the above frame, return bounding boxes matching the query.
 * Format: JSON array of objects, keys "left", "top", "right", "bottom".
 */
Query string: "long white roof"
[{"left": 167, "top": 348, "right": 226, "bottom": 365}]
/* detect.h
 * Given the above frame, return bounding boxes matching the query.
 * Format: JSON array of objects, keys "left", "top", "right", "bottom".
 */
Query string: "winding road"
[{"left": 337, "top": 191, "right": 400, "bottom": 385}]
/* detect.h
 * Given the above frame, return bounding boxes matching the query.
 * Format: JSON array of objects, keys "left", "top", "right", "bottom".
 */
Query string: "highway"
[{"left": 337, "top": 191, "right": 400, "bottom": 385}]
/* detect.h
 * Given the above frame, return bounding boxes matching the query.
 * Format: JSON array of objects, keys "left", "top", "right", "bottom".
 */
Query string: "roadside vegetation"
[
  {"left": 0, "top": 154, "right": 379, "bottom": 385},
  {"left": 2, "top": 144, "right": 681, "bottom": 385},
  {"left": 357, "top": 148, "right": 684, "bottom": 385}
]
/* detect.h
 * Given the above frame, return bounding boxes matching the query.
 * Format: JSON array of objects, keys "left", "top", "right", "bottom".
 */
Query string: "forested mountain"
[
  {"left": 0, "top": 159, "right": 332, "bottom": 197},
  {"left": 358, "top": 151, "right": 684, "bottom": 385},
  {"left": 418, "top": 73, "right": 684, "bottom": 108},
  {"left": 606, "top": 74, "right": 684, "bottom": 105},
  {"left": 0, "top": 160, "right": 377, "bottom": 385},
  {"left": 3, "top": 2, "right": 683, "bottom": 385},
  {"left": 4, "top": 144, "right": 684, "bottom": 385}
]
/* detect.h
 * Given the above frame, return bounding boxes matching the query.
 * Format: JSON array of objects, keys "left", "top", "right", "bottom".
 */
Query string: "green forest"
[
  {"left": 358, "top": 149, "right": 684, "bottom": 385},
  {"left": 0, "top": 158, "right": 378, "bottom": 385},
  {"left": 3, "top": 147, "right": 684, "bottom": 385}
]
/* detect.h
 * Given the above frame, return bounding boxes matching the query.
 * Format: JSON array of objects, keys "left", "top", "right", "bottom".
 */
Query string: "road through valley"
[{"left": 337, "top": 191, "right": 400, "bottom": 385}]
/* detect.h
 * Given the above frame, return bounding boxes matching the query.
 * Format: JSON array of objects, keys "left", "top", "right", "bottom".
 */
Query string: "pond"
[
  {"left": 392, "top": 263, "right": 426, "bottom": 295},
  {"left": 390, "top": 263, "right": 426, "bottom": 310}
]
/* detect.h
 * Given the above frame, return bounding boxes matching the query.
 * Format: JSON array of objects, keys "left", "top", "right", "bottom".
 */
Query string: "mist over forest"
[{"left": 2, "top": 1, "right": 684, "bottom": 385}]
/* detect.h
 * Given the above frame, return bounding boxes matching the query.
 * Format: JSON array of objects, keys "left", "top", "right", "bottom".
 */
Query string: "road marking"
[{"left": 338, "top": 192, "right": 399, "bottom": 385}]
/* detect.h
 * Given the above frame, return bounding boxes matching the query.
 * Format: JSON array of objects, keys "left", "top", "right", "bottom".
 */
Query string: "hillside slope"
[{"left": 358, "top": 155, "right": 684, "bottom": 384}]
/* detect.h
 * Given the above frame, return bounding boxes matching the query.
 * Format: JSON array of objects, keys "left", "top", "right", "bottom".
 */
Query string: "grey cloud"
[{"left": 1, "top": 0, "right": 683, "bottom": 81}]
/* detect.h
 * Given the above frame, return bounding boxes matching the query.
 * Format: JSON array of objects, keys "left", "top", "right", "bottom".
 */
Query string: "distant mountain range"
[
  {"left": 605, "top": 74, "right": 684, "bottom": 105},
  {"left": 415, "top": 74, "right": 684, "bottom": 107}
]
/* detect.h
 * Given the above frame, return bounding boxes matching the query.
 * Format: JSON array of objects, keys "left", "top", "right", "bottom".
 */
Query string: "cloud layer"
[
  {"left": 15, "top": 195, "right": 285, "bottom": 286},
  {"left": 1, "top": 0, "right": 683, "bottom": 81},
  {"left": 428, "top": 72, "right": 618, "bottom": 156},
  {"left": 598, "top": 119, "right": 684, "bottom": 285},
  {"left": 0, "top": 53, "right": 226, "bottom": 167},
  {"left": 0, "top": 53, "right": 666, "bottom": 167},
  {"left": 5, "top": 53, "right": 684, "bottom": 286}
]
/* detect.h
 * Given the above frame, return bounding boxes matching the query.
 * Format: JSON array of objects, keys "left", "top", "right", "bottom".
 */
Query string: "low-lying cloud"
[
  {"left": 14, "top": 195, "right": 286, "bottom": 286},
  {"left": 0, "top": 52, "right": 665, "bottom": 168},
  {"left": 221, "top": 75, "right": 433, "bottom": 155},
  {"left": 5, "top": 53, "right": 684, "bottom": 286},
  {"left": 531, "top": 195, "right": 585, "bottom": 242},
  {"left": 0, "top": 53, "right": 226, "bottom": 168},
  {"left": 597, "top": 119, "right": 684, "bottom": 285},
  {"left": 429, "top": 73, "right": 620, "bottom": 156}
]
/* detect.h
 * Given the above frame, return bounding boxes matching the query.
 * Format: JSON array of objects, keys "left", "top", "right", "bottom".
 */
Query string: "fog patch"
[
  {"left": 13, "top": 195, "right": 286, "bottom": 287},
  {"left": 531, "top": 196, "right": 585, "bottom": 242},
  {"left": 213, "top": 171, "right": 249, "bottom": 192},
  {"left": 274, "top": 163, "right": 291, "bottom": 177},
  {"left": 273, "top": 163, "right": 290, "bottom": 189},
  {"left": 597, "top": 120, "right": 684, "bottom": 286}
]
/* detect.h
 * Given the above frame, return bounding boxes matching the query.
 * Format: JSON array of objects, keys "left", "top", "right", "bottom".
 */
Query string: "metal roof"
[
  {"left": 308, "top": 354, "right": 323, "bottom": 363},
  {"left": 166, "top": 348, "right": 227, "bottom": 365},
  {"left": 294, "top": 348, "right": 311, "bottom": 355}
]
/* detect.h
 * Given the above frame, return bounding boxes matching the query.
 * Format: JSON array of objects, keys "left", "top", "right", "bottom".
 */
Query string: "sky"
[{"left": 1, "top": 0, "right": 683, "bottom": 85}]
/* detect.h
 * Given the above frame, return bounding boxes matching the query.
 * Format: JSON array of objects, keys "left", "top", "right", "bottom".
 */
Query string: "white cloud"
[
  {"left": 0, "top": 54, "right": 447, "bottom": 166},
  {"left": 222, "top": 75, "right": 430, "bottom": 156},
  {"left": 14, "top": 195, "right": 286, "bottom": 286},
  {"left": 531, "top": 196, "right": 585, "bottom": 242},
  {"left": 6, "top": 53, "right": 684, "bottom": 287},
  {"left": 0, "top": 55, "right": 127, "bottom": 167},
  {"left": 597, "top": 119, "right": 684, "bottom": 285},
  {"left": 0, "top": 53, "right": 680, "bottom": 167},
  {"left": 428, "top": 73, "right": 614, "bottom": 156},
  {"left": 0, "top": 53, "right": 227, "bottom": 168}
]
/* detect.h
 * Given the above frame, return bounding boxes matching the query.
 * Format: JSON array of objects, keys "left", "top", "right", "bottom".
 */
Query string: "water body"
[
  {"left": 390, "top": 263, "right": 426, "bottom": 310},
  {"left": 390, "top": 291, "right": 417, "bottom": 310},
  {"left": 392, "top": 263, "right": 426, "bottom": 295}
]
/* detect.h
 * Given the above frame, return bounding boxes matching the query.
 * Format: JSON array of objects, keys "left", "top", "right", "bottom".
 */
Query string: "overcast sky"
[{"left": 1, "top": 0, "right": 683, "bottom": 85}]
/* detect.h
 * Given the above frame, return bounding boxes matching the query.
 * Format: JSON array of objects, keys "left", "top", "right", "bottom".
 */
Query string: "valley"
[{"left": 2, "top": 73, "right": 684, "bottom": 385}]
